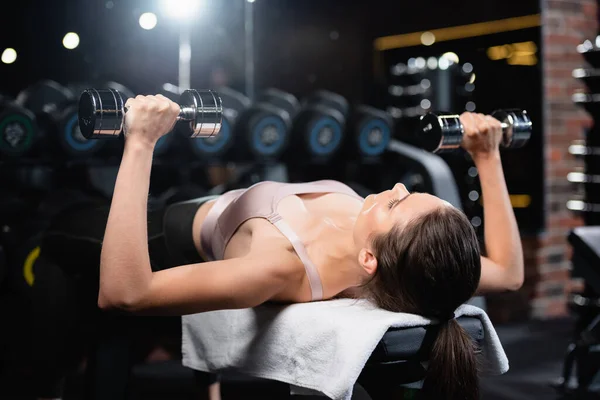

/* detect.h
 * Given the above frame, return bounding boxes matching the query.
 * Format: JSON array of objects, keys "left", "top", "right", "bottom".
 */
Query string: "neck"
[{"left": 314, "top": 218, "right": 365, "bottom": 298}]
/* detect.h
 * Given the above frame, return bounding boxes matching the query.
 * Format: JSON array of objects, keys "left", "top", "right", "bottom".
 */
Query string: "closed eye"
[{"left": 388, "top": 193, "right": 413, "bottom": 210}]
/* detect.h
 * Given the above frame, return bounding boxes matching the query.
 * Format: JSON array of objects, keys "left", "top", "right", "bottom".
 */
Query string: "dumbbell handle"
[
  {"left": 419, "top": 109, "right": 532, "bottom": 153},
  {"left": 79, "top": 89, "right": 222, "bottom": 140}
]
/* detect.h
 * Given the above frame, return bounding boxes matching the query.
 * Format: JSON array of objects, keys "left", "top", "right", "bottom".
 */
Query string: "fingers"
[
  {"left": 485, "top": 115, "right": 502, "bottom": 131},
  {"left": 460, "top": 112, "right": 480, "bottom": 138},
  {"left": 461, "top": 112, "right": 500, "bottom": 137},
  {"left": 124, "top": 95, "right": 178, "bottom": 116}
]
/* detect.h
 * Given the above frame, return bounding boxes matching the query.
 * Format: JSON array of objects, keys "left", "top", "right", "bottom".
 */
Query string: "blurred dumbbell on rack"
[
  {"left": 345, "top": 105, "right": 393, "bottom": 162},
  {"left": 0, "top": 80, "right": 125, "bottom": 162},
  {"left": 188, "top": 86, "right": 250, "bottom": 163},
  {"left": 29, "top": 81, "right": 113, "bottom": 161},
  {"left": 290, "top": 90, "right": 349, "bottom": 163},
  {"left": 0, "top": 93, "right": 38, "bottom": 160},
  {"left": 232, "top": 88, "right": 298, "bottom": 163}
]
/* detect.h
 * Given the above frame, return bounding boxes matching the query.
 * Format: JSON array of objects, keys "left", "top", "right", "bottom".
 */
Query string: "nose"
[{"left": 393, "top": 183, "right": 409, "bottom": 196}]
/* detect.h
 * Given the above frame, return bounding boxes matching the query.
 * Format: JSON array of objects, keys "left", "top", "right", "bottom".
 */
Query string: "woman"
[{"left": 46, "top": 94, "right": 523, "bottom": 400}]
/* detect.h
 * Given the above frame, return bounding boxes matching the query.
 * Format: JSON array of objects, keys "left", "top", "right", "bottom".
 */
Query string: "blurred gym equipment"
[
  {"left": 234, "top": 88, "right": 297, "bottom": 162},
  {"left": 348, "top": 105, "right": 393, "bottom": 160},
  {"left": 291, "top": 90, "right": 349, "bottom": 162},
  {"left": 189, "top": 86, "right": 250, "bottom": 162},
  {"left": 0, "top": 94, "right": 38, "bottom": 159}
]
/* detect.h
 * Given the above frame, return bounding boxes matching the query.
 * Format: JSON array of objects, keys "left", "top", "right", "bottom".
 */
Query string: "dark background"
[
  {"left": 0, "top": 0, "right": 541, "bottom": 99},
  {"left": 0, "top": 0, "right": 544, "bottom": 233}
]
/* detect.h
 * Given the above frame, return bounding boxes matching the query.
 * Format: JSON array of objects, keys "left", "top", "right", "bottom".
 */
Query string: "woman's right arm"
[
  {"left": 99, "top": 248, "right": 303, "bottom": 315},
  {"left": 459, "top": 112, "right": 525, "bottom": 294}
]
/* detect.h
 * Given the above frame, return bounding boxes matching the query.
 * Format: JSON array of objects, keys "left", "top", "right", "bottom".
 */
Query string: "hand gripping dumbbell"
[
  {"left": 417, "top": 109, "right": 532, "bottom": 153},
  {"left": 78, "top": 88, "right": 223, "bottom": 140}
]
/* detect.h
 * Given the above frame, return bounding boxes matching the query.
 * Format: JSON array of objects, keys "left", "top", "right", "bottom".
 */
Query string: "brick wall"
[{"left": 488, "top": 0, "right": 597, "bottom": 322}]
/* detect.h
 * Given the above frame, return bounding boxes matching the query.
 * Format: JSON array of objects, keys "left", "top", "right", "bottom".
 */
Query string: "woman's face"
[{"left": 353, "top": 183, "right": 449, "bottom": 249}]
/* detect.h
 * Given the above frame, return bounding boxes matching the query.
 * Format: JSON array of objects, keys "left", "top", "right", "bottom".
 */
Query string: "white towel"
[{"left": 181, "top": 299, "right": 508, "bottom": 400}]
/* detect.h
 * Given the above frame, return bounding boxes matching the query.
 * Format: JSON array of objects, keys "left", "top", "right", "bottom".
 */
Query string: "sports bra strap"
[{"left": 268, "top": 213, "right": 324, "bottom": 301}]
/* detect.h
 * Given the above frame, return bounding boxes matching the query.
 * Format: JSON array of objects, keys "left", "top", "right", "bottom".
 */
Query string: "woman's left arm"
[{"left": 99, "top": 95, "right": 179, "bottom": 307}]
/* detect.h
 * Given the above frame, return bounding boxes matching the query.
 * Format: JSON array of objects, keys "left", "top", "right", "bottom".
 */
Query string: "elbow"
[
  {"left": 98, "top": 289, "right": 145, "bottom": 313},
  {"left": 505, "top": 266, "right": 525, "bottom": 292},
  {"left": 506, "top": 276, "right": 524, "bottom": 292}
]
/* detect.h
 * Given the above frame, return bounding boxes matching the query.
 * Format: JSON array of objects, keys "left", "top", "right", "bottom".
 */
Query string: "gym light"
[
  {"left": 427, "top": 57, "right": 438, "bottom": 69},
  {"left": 438, "top": 57, "right": 450, "bottom": 70},
  {"left": 161, "top": 0, "right": 203, "bottom": 20},
  {"left": 63, "top": 32, "right": 80, "bottom": 50},
  {"left": 441, "top": 52, "right": 459, "bottom": 64},
  {"left": 139, "top": 12, "right": 158, "bottom": 30},
  {"left": 1, "top": 48, "right": 17, "bottom": 64},
  {"left": 421, "top": 31, "right": 435, "bottom": 46}
]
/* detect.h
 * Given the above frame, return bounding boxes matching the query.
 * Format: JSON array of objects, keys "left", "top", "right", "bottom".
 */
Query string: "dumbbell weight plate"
[
  {"left": 573, "top": 68, "right": 600, "bottom": 93},
  {"left": 567, "top": 171, "right": 600, "bottom": 184},
  {"left": 567, "top": 199, "right": 600, "bottom": 213},
  {"left": 358, "top": 119, "right": 390, "bottom": 157},
  {"left": 58, "top": 104, "right": 106, "bottom": 157},
  {"left": 572, "top": 92, "right": 600, "bottom": 115},
  {"left": 0, "top": 105, "right": 37, "bottom": 157},
  {"left": 577, "top": 41, "right": 600, "bottom": 68},
  {"left": 104, "top": 81, "right": 136, "bottom": 101},
  {"left": 16, "top": 80, "right": 75, "bottom": 115},
  {"left": 178, "top": 89, "right": 223, "bottom": 138},
  {"left": 216, "top": 87, "right": 251, "bottom": 111},
  {"left": 257, "top": 88, "right": 300, "bottom": 119},
  {"left": 78, "top": 89, "right": 126, "bottom": 139},
  {"left": 418, "top": 113, "right": 463, "bottom": 153},
  {"left": 353, "top": 105, "right": 393, "bottom": 158},
  {"left": 569, "top": 140, "right": 600, "bottom": 156},
  {"left": 304, "top": 90, "right": 350, "bottom": 118},
  {"left": 293, "top": 103, "right": 346, "bottom": 159},
  {"left": 247, "top": 107, "right": 289, "bottom": 159},
  {"left": 490, "top": 109, "right": 531, "bottom": 149},
  {"left": 307, "top": 115, "right": 344, "bottom": 157},
  {"left": 189, "top": 88, "right": 246, "bottom": 159},
  {"left": 191, "top": 116, "right": 233, "bottom": 158}
]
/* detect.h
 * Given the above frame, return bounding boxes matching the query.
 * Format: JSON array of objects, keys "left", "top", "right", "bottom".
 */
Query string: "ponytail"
[{"left": 419, "top": 320, "right": 479, "bottom": 400}]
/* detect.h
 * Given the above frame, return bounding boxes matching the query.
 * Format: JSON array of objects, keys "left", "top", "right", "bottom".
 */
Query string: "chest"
[{"left": 223, "top": 192, "right": 363, "bottom": 259}]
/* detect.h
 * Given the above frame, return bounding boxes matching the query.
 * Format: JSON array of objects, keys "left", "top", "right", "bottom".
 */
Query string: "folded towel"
[{"left": 181, "top": 299, "right": 508, "bottom": 400}]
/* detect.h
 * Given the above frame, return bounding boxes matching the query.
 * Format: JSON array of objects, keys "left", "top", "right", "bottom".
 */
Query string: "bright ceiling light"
[
  {"left": 441, "top": 52, "right": 460, "bottom": 64},
  {"left": 139, "top": 12, "right": 158, "bottom": 30},
  {"left": 63, "top": 32, "right": 80, "bottom": 50},
  {"left": 1, "top": 48, "right": 17, "bottom": 64},
  {"left": 161, "top": 0, "right": 203, "bottom": 20}
]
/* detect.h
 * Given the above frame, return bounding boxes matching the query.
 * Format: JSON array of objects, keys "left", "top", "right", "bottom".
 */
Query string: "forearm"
[
  {"left": 99, "top": 139, "right": 155, "bottom": 308},
  {"left": 476, "top": 152, "right": 524, "bottom": 281}
]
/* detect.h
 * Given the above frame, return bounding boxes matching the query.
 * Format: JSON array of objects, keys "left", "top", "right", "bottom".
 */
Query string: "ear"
[{"left": 358, "top": 247, "right": 378, "bottom": 276}]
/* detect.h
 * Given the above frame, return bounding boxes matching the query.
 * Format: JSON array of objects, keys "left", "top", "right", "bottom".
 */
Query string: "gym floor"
[{"left": 480, "top": 317, "right": 582, "bottom": 400}]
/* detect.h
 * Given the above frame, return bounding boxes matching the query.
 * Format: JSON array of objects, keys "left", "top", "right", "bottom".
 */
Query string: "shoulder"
[{"left": 247, "top": 238, "right": 306, "bottom": 282}]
